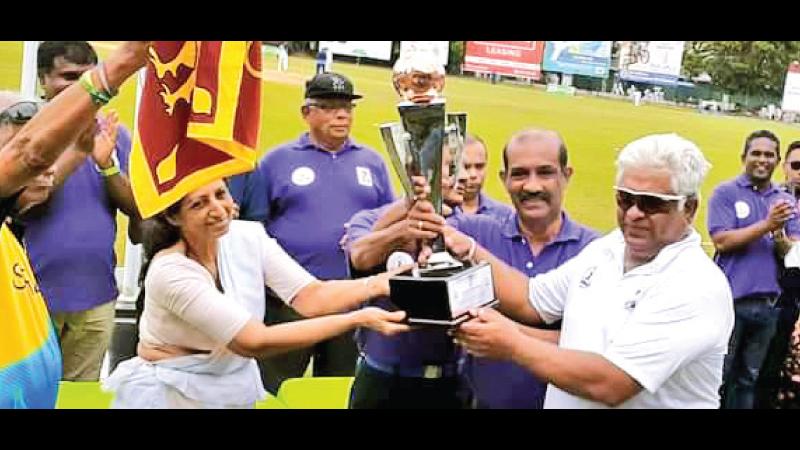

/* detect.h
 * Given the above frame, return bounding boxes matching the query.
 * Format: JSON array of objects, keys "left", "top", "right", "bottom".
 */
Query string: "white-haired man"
[{"left": 446, "top": 133, "right": 734, "bottom": 408}]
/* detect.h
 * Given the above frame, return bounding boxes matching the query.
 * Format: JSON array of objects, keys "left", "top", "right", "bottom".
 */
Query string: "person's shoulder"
[
  {"left": 575, "top": 230, "right": 618, "bottom": 260},
  {"left": 668, "top": 245, "right": 732, "bottom": 299},
  {"left": 115, "top": 123, "right": 132, "bottom": 139},
  {"left": 261, "top": 137, "right": 305, "bottom": 162},
  {"left": 710, "top": 177, "right": 741, "bottom": 196},
  {"left": 453, "top": 212, "right": 503, "bottom": 233},
  {"left": 350, "top": 141, "right": 386, "bottom": 161},
  {"left": 147, "top": 251, "right": 204, "bottom": 284},
  {"left": 224, "top": 220, "right": 267, "bottom": 245},
  {"left": 566, "top": 215, "right": 601, "bottom": 242}
]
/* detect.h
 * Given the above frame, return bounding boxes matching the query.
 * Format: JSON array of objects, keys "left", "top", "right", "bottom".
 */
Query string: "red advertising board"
[{"left": 463, "top": 41, "right": 545, "bottom": 79}]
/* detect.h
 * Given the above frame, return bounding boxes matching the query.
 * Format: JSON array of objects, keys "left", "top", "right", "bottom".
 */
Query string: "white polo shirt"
[{"left": 529, "top": 228, "right": 734, "bottom": 409}]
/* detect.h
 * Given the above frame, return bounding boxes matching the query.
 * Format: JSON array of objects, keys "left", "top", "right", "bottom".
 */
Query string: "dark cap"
[{"left": 305, "top": 72, "right": 362, "bottom": 100}]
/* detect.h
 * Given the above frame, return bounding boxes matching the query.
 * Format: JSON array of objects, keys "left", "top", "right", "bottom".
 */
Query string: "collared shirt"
[
  {"left": 23, "top": 127, "right": 132, "bottom": 313},
  {"left": 228, "top": 132, "right": 394, "bottom": 280},
  {"left": 529, "top": 229, "right": 734, "bottom": 409},
  {"left": 708, "top": 174, "right": 800, "bottom": 300},
  {"left": 449, "top": 211, "right": 598, "bottom": 408},
  {"left": 454, "top": 192, "right": 513, "bottom": 222},
  {"left": 345, "top": 203, "right": 464, "bottom": 368}
]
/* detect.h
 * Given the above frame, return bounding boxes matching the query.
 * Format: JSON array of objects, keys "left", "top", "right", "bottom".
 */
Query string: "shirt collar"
[
  {"left": 476, "top": 192, "right": 492, "bottom": 214},
  {"left": 501, "top": 211, "right": 583, "bottom": 244},
  {"left": 297, "top": 132, "right": 358, "bottom": 154},
  {"left": 735, "top": 173, "right": 779, "bottom": 194},
  {"left": 608, "top": 227, "right": 701, "bottom": 276}
]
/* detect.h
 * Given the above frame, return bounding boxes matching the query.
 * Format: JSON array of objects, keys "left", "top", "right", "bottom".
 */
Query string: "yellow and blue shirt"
[{"left": 0, "top": 194, "right": 61, "bottom": 408}]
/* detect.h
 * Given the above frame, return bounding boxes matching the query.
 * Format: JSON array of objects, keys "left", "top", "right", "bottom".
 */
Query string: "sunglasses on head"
[
  {"left": 0, "top": 101, "right": 43, "bottom": 125},
  {"left": 789, "top": 161, "right": 800, "bottom": 171},
  {"left": 614, "top": 186, "right": 687, "bottom": 215}
]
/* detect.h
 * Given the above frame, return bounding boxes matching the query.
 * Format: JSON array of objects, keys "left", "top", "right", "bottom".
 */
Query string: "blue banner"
[{"left": 542, "top": 41, "right": 612, "bottom": 78}]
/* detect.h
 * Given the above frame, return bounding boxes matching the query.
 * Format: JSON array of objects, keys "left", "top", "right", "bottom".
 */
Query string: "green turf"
[{"left": 3, "top": 41, "right": 800, "bottom": 260}]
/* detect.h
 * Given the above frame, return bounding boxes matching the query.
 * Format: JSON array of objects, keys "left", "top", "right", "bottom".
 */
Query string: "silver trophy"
[{"left": 380, "top": 47, "right": 496, "bottom": 326}]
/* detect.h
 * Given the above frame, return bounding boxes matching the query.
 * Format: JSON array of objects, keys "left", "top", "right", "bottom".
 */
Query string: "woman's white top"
[{"left": 104, "top": 220, "right": 316, "bottom": 408}]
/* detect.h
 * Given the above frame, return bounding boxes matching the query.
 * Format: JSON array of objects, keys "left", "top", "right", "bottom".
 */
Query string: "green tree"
[{"left": 683, "top": 41, "right": 800, "bottom": 100}]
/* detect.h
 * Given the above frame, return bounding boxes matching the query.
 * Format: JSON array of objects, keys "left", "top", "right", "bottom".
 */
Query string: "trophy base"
[
  {"left": 404, "top": 300, "right": 500, "bottom": 327},
  {"left": 389, "top": 261, "right": 496, "bottom": 327}
]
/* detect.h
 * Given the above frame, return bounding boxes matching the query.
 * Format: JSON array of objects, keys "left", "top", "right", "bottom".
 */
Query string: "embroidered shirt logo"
[
  {"left": 356, "top": 167, "right": 373, "bottom": 187},
  {"left": 579, "top": 266, "right": 597, "bottom": 288}
]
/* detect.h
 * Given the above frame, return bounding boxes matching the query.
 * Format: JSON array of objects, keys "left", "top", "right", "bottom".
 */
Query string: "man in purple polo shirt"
[
  {"left": 448, "top": 129, "right": 598, "bottom": 409},
  {"left": 227, "top": 72, "right": 394, "bottom": 393},
  {"left": 455, "top": 134, "right": 512, "bottom": 220},
  {"left": 708, "top": 129, "right": 800, "bottom": 409},
  {"left": 20, "top": 41, "right": 140, "bottom": 382},
  {"left": 345, "top": 142, "right": 487, "bottom": 408}
]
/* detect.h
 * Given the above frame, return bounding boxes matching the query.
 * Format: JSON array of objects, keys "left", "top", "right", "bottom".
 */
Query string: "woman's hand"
[
  {"left": 368, "top": 264, "right": 415, "bottom": 298},
  {"left": 353, "top": 307, "right": 411, "bottom": 336}
]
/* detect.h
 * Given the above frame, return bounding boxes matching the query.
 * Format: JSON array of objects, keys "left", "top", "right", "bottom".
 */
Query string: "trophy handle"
[
  {"left": 380, "top": 123, "right": 415, "bottom": 199},
  {"left": 446, "top": 113, "right": 467, "bottom": 188}
]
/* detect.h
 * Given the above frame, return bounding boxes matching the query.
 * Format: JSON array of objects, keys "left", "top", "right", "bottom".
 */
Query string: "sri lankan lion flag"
[{"left": 130, "top": 41, "right": 262, "bottom": 218}]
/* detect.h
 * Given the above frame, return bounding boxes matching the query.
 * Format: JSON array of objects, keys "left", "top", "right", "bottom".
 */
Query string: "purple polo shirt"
[
  {"left": 708, "top": 174, "right": 800, "bottom": 300},
  {"left": 345, "top": 203, "right": 464, "bottom": 367},
  {"left": 23, "top": 126, "right": 132, "bottom": 313},
  {"left": 449, "top": 211, "right": 599, "bottom": 409},
  {"left": 228, "top": 133, "right": 394, "bottom": 280},
  {"left": 455, "top": 192, "right": 513, "bottom": 221}
]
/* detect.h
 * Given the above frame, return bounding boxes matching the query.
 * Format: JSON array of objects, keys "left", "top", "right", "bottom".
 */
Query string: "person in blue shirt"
[
  {"left": 228, "top": 72, "right": 394, "bottom": 394},
  {"left": 344, "top": 136, "right": 504, "bottom": 408},
  {"left": 455, "top": 135, "right": 513, "bottom": 220},
  {"left": 448, "top": 129, "right": 598, "bottom": 408}
]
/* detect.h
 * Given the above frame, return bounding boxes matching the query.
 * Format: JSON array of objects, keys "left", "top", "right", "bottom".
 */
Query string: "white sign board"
[
  {"left": 399, "top": 41, "right": 450, "bottom": 67},
  {"left": 620, "top": 41, "right": 685, "bottom": 85},
  {"left": 318, "top": 41, "right": 393, "bottom": 61},
  {"left": 782, "top": 63, "right": 800, "bottom": 112}
]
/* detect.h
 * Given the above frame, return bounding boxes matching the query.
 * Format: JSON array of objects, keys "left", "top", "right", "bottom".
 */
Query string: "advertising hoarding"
[
  {"left": 619, "top": 41, "right": 685, "bottom": 85},
  {"left": 463, "top": 41, "right": 545, "bottom": 79},
  {"left": 542, "top": 41, "right": 612, "bottom": 78}
]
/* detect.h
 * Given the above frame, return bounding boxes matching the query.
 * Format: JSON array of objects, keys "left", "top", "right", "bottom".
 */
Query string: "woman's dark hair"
[
  {"left": 135, "top": 201, "right": 183, "bottom": 324},
  {"left": 138, "top": 201, "right": 183, "bottom": 283}
]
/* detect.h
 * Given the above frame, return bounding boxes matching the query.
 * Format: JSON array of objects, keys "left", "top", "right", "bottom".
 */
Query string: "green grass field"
[{"left": 3, "top": 41, "right": 800, "bottom": 260}]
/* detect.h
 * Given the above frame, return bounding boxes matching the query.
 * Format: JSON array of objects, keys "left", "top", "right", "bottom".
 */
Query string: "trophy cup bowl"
[
  {"left": 379, "top": 47, "right": 496, "bottom": 326},
  {"left": 392, "top": 51, "right": 446, "bottom": 104}
]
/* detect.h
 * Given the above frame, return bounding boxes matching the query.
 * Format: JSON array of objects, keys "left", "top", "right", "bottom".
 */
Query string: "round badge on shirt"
[
  {"left": 734, "top": 201, "right": 750, "bottom": 219},
  {"left": 291, "top": 166, "right": 316, "bottom": 186}
]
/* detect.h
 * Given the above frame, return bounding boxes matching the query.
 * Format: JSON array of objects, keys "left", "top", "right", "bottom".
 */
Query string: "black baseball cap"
[{"left": 305, "top": 72, "right": 362, "bottom": 100}]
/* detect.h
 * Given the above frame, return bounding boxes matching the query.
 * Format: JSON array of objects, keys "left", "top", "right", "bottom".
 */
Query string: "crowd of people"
[{"left": 2, "top": 41, "right": 800, "bottom": 409}]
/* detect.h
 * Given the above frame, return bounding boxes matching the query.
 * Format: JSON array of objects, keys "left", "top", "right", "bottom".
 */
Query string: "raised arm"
[{"left": 0, "top": 41, "right": 148, "bottom": 197}]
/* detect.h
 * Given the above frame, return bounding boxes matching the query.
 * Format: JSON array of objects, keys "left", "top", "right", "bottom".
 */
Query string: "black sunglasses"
[
  {"left": 789, "top": 161, "right": 800, "bottom": 171},
  {"left": 614, "top": 186, "right": 687, "bottom": 215},
  {"left": 0, "top": 101, "right": 43, "bottom": 125}
]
